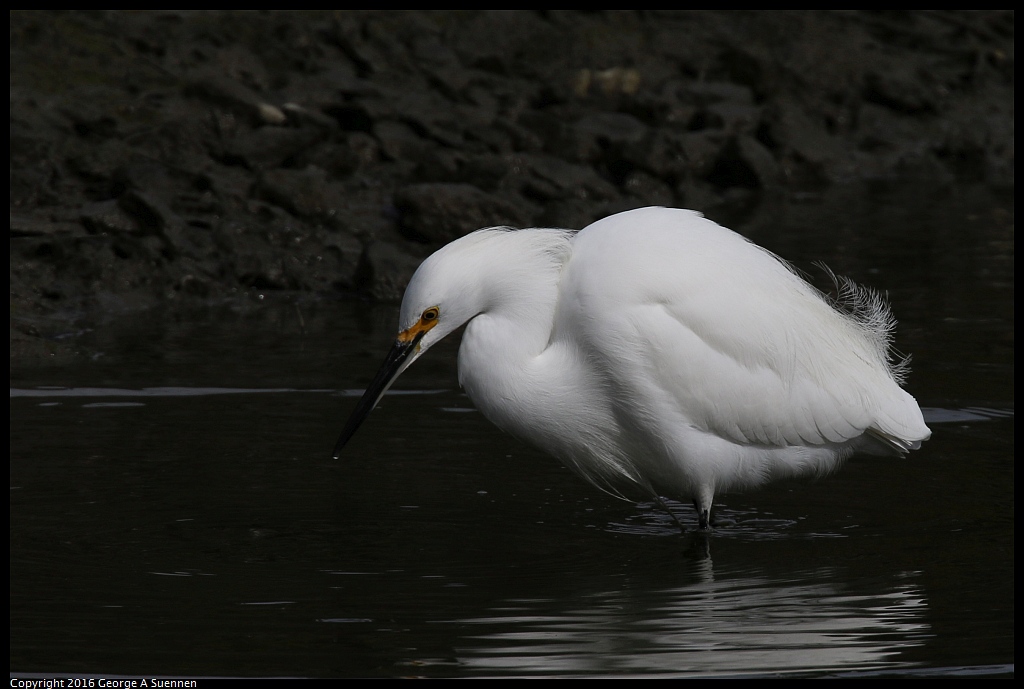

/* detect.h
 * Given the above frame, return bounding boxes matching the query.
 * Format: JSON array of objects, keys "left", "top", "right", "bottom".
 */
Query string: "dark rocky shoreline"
[{"left": 9, "top": 11, "right": 1014, "bottom": 365}]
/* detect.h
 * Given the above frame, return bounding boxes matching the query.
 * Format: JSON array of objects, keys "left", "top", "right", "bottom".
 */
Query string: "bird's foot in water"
[{"left": 693, "top": 500, "right": 716, "bottom": 531}]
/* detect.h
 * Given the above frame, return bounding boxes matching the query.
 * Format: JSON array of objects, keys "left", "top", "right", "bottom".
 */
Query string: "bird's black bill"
[{"left": 333, "top": 334, "right": 422, "bottom": 459}]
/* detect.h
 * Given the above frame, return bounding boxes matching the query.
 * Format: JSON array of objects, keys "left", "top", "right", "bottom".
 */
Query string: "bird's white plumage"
[{"left": 340, "top": 207, "right": 931, "bottom": 528}]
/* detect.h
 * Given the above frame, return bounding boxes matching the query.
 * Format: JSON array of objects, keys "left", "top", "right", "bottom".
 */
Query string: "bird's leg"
[
  {"left": 692, "top": 499, "right": 714, "bottom": 531},
  {"left": 692, "top": 484, "right": 718, "bottom": 530}
]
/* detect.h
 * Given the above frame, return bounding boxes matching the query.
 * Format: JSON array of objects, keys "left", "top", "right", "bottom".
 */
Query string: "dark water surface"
[{"left": 10, "top": 186, "right": 1013, "bottom": 677}]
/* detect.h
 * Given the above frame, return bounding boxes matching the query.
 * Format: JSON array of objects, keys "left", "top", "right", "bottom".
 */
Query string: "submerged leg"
[
  {"left": 692, "top": 500, "right": 710, "bottom": 530},
  {"left": 693, "top": 485, "right": 716, "bottom": 530}
]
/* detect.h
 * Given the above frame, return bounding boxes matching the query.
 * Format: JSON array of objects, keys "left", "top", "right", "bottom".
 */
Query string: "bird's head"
[{"left": 332, "top": 231, "right": 494, "bottom": 458}]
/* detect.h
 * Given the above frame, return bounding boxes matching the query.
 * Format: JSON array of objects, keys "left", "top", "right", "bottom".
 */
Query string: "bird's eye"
[{"left": 422, "top": 307, "right": 439, "bottom": 322}]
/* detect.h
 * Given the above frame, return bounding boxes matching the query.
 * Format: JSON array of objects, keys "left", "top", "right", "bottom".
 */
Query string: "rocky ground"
[{"left": 9, "top": 11, "right": 1015, "bottom": 365}]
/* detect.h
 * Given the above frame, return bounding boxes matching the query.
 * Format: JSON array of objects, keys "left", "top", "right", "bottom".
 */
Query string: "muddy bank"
[{"left": 9, "top": 11, "right": 1014, "bottom": 365}]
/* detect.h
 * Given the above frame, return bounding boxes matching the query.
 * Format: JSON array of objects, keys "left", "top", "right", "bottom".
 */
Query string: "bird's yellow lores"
[{"left": 334, "top": 207, "right": 930, "bottom": 530}]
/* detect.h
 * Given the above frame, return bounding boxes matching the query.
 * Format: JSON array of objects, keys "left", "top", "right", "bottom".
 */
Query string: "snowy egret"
[{"left": 334, "top": 207, "right": 930, "bottom": 530}]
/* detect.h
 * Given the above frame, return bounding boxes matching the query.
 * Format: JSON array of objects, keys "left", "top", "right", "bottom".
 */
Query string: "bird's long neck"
[
  {"left": 463, "top": 229, "right": 571, "bottom": 356},
  {"left": 456, "top": 230, "right": 575, "bottom": 429},
  {"left": 454, "top": 232, "right": 637, "bottom": 495},
  {"left": 456, "top": 228, "right": 569, "bottom": 401},
  {"left": 458, "top": 304, "right": 570, "bottom": 454},
  {"left": 465, "top": 259, "right": 559, "bottom": 354}
]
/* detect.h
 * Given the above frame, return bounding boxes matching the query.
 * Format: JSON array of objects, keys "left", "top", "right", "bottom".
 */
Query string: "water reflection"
[
  {"left": 452, "top": 572, "right": 929, "bottom": 676},
  {"left": 9, "top": 361, "right": 1012, "bottom": 677}
]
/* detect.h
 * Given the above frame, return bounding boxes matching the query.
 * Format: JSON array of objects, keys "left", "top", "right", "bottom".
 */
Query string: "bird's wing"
[
  {"left": 605, "top": 297, "right": 888, "bottom": 447},
  {"left": 561, "top": 207, "right": 927, "bottom": 449}
]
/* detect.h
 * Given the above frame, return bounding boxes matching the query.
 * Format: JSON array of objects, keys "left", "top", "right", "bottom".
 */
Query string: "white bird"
[{"left": 334, "top": 207, "right": 930, "bottom": 530}]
